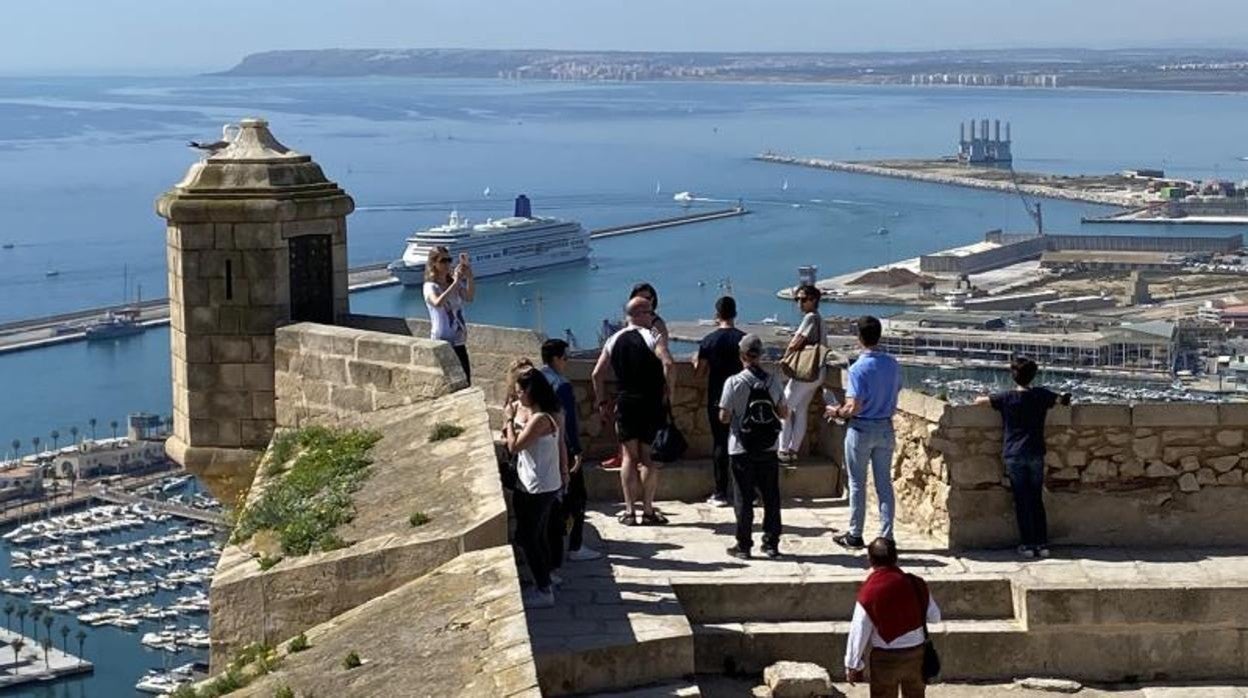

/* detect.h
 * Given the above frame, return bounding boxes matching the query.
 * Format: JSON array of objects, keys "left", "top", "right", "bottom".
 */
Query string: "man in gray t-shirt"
[{"left": 718, "top": 333, "right": 789, "bottom": 560}]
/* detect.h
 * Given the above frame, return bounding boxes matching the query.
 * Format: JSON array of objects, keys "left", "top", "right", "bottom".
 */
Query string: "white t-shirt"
[
  {"left": 423, "top": 280, "right": 468, "bottom": 345},
  {"left": 719, "top": 367, "right": 786, "bottom": 455}
]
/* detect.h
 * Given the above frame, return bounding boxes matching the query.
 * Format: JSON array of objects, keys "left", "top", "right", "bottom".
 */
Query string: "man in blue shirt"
[
  {"left": 827, "top": 316, "right": 901, "bottom": 549},
  {"left": 541, "top": 339, "right": 602, "bottom": 562}
]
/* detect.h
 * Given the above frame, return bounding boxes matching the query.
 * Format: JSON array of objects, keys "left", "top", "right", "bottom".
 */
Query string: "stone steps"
[
  {"left": 584, "top": 458, "right": 842, "bottom": 503},
  {"left": 673, "top": 577, "right": 1015, "bottom": 624},
  {"left": 694, "top": 618, "right": 1025, "bottom": 677}
]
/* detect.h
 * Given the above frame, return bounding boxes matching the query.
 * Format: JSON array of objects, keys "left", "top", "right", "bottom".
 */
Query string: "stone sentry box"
[{"left": 156, "top": 118, "right": 354, "bottom": 500}]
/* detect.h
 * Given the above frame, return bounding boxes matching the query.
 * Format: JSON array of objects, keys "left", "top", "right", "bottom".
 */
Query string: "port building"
[
  {"left": 880, "top": 320, "right": 1176, "bottom": 373},
  {"left": 919, "top": 231, "right": 1242, "bottom": 275},
  {"left": 957, "top": 119, "right": 1012, "bottom": 165}
]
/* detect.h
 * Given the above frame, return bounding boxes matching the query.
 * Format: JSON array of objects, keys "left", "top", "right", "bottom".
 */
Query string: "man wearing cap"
[{"left": 718, "top": 333, "right": 789, "bottom": 559}]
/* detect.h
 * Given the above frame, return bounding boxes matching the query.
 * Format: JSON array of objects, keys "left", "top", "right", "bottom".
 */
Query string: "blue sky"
[{"left": 5, "top": 0, "right": 1248, "bottom": 74}]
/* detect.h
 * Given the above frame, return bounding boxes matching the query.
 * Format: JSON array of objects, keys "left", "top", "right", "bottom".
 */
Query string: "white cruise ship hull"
[{"left": 388, "top": 211, "right": 591, "bottom": 286}]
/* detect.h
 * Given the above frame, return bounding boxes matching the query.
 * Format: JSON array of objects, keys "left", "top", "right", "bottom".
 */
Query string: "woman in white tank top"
[{"left": 502, "top": 368, "right": 569, "bottom": 608}]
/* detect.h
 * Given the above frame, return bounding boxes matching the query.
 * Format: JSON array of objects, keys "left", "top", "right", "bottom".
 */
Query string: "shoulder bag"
[
  {"left": 907, "top": 573, "right": 941, "bottom": 683},
  {"left": 779, "top": 314, "right": 826, "bottom": 382},
  {"left": 651, "top": 405, "right": 688, "bottom": 463}
]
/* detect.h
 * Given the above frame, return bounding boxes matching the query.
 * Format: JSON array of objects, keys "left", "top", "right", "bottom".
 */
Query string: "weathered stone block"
[
  {"left": 1218, "top": 403, "right": 1248, "bottom": 425},
  {"left": 1161, "top": 429, "right": 1206, "bottom": 445},
  {"left": 1072, "top": 404, "right": 1130, "bottom": 427},
  {"left": 1215, "top": 430, "right": 1245, "bottom": 448},
  {"left": 1145, "top": 461, "right": 1178, "bottom": 478},
  {"left": 763, "top": 661, "right": 834, "bottom": 698},
  {"left": 1217, "top": 470, "right": 1244, "bottom": 485},
  {"left": 1066, "top": 450, "right": 1087, "bottom": 467},
  {"left": 1119, "top": 461, "right": 1145, "bottom": 478},
  {"left": 1135, "top": 403, "right": 1218, "bottom": 427},
  {"left": 1207, "top": 455, "right": 1239, "bottom": 473},
  {"left": 330, "top": 385, "right": 373, "bottom": 413},
  {"left": 348, "top": 360, "right": 393, "bottom": 391},
  {"left": 1196, "top": 468, "right": 1218, "bottom": 486},
  {"left": 1180, "top": 455, "right": 1200, "bottom": 473},
  {"left": 1051, "top": 468, "right": 1081, "bottom": 482},
  {"left": 1164, "top": 446, "right": 1201, "bottom": 463},
  {"left": 1178, "top": 472, "right": 1200, "bottom": 492},
  {"left": 948, "top": 456, "right": 1002, "bottom": 488},
  {"left": 1132, "top": 435, "right": 1160, "bottom": 460},
  {"left": 1081, "top": 460, "right": 1117, "bottom": 483}
]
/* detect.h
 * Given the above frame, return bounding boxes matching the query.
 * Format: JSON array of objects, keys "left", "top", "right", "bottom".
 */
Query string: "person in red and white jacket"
[{"left": 845, "top": 537, "right": 941, "bottom": 697}]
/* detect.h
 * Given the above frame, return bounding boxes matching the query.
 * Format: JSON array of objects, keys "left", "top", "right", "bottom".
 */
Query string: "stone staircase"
[{"left": 527, "top": 499, "right": 1248, "bottom": 696}]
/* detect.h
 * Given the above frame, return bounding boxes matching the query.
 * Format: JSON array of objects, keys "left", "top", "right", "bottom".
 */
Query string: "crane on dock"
[{"left": 1008, "top": 165, "right": 1043, "bottom": 235}]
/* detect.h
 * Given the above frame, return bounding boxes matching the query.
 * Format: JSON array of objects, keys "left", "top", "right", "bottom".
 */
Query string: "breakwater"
[{"left": 755, "top": 153, "right": 1137, "bottom": 207}]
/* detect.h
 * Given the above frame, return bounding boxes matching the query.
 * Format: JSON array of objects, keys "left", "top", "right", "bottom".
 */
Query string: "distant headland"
[{"left": 216, "top": 47, "right": 1248, "bottom": 92}]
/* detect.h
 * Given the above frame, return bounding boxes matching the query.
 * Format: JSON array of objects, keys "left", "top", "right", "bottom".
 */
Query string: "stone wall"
[
  {"left": 274, "top": 321, "right": 468, "bottom": 429},
  {"left": 893, "top": 394, "right": 1248, "bottom": 548},
  {"left": 342, "top": 314, "right": 544, "bottom": 419}
]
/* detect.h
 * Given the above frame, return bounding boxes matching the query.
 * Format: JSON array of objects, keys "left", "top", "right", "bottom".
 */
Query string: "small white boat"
[{"left": 673, "top": 191, "right": 694, "bottom": 203}]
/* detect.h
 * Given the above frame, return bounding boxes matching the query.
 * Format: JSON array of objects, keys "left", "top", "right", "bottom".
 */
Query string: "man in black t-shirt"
[
  {"left": 693, "top": 296, "right": 745, "bottom": 507},
  {"left": 976, "top": 357, "right": 1070, "bottom": 559}
]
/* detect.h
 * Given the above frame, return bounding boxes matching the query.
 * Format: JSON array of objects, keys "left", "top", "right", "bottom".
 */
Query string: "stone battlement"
[{"left": 893, "top": 390, "right": 1248, "bottom": 548}]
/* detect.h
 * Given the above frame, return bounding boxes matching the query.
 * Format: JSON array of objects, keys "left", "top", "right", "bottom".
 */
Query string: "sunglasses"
[{"left": 795, "top": 296, "right": 812, "bottom": 302}]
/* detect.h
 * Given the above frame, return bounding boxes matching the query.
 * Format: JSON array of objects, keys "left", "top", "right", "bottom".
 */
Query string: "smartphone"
[{"left": 458, "top": 252, "right": 470, "bottom": 266}]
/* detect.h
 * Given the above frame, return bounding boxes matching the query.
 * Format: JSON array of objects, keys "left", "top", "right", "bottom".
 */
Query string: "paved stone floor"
[
  {"left": 526, "top": 496, "right": 1248, "bottom": 694},
  {"left": 601, "top": 677, "right": 1248, "bottom": 697}
]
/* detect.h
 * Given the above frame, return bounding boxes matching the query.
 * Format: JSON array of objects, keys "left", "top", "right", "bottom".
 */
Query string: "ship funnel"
[{"left": 514, "top": 194, "right": 532, "bottom": 218}]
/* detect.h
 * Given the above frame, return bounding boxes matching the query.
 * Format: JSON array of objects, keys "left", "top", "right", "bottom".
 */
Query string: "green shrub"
[
  {"left": 273, "top": 686, "right": 295, "bottom": 698},
  {"left": 287, "top": 633, "right": 310, "bottom": 653},
  {"left": 170, "top": 686, "right": 198, "bottom": 698},
  {"left": 408, "top": 511, "right": 431, "bottom": 527},
  {"left": 232, "top": 428, "right": 381, "bottom": 556},
  {"left": 342, "top": 651, "right": 362, "bottom": 670},
  {"left": 429, "top": 423, "right": 464, "bottom": 442},
  {"left": 257, "top": 555, "right": 282, "bottom": 571}
]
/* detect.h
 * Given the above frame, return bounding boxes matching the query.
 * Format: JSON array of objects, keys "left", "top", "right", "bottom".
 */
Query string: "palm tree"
[
  {"left": 49, "top": 430, "right": 59, "bottom": 451},
  {"left": 41, "top": 615, "right": 52, "bottom": 644},
  {"left": 88, "top": 418, "right": 97, "bottom": 440},
  {"left": 10, "top": 439, "right": 19, "bottom": 459},
  {"left": 3, "top": 602, "right": 13, "bottom": 631},
  {"left": 17, "top": 606, "right": 28, "bottom": 637},
  {"left": 30, "top": 608, "right": 42, "bottom": 634},
  {"left": 30, "top": 437, "right": 40, "bottom": 457},
  {"left": 59, "top": 625, "right": 69, "bottom": 653},
  {"left": 39, "top": 637, "right": 49, "bottom": 669},
  {"left": 75, "top": 629, "right": 85, "bottom": 665},
  {"left": 11, "top": 638, "right": 24, "bottom": 667},
  {"left": 109, "top": 421, "right": 119, "bottom": 440},
  {"left": 69, "top": 426, "right": 79, "bottom": 445}
]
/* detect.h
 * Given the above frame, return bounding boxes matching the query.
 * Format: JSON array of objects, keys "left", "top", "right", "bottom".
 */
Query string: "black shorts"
[{"left": 615, "top": 395, "right": 664, "bottom": 445}]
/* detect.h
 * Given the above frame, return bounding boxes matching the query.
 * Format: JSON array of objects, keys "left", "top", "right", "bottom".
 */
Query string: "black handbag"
[
  {"left": 908, "top": 574, "right": 941, "bottom": 683},
  {"left": 651, "top": 406, "right": 688, "bottom": 463}
]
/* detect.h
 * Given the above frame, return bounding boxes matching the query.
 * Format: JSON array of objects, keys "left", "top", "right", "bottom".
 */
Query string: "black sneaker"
[
  {"left": 726, "top": 545, "right": 752, "bottom": 560},
  {"left": 761, "top": 546, "right": 781, "bottom": 560},
  {"left": 833, "top": 533, "right": 865, "bottom": 549}
]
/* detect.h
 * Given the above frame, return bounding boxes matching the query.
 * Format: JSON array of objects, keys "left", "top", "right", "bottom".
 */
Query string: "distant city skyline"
[{"left": 4, "top": 0, "right": 1248, "bottom": 74}]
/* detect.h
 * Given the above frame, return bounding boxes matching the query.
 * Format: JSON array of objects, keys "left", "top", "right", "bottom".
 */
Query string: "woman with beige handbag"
[{"left": 777, "top": 284, "right": 826, "bottom": 462}]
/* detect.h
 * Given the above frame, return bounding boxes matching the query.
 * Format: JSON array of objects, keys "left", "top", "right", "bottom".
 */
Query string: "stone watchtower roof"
[{"left": 158, "top": 118, "right": 353, "bottom": 218}]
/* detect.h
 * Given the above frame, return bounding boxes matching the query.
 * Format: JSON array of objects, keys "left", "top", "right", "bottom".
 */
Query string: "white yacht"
[{"left": 388, "top": 195, "right": 589, "bottom": 285}]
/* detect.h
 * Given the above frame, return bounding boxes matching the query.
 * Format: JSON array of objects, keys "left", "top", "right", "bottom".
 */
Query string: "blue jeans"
[
  {"left": 844, "top": 419, "right": 895, "bottom": 540},
  {"left": 1004, "top": 454, "right": 1048, "bottom": 547}
]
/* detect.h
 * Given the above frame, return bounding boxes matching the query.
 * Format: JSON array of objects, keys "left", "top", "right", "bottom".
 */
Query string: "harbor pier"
[
  {"left": 0, "top": 628, "right": 93, "bottom": 689},
  {"left": 89, "top": 486, "right": 225, "bottom": 526}
]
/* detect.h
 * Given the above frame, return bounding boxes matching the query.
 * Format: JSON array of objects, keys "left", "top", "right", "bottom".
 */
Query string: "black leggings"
[
  {"left": 513, "top": 489, "right": 556, "bottom": 590},
  {"left": 453, "top": 344, "right": 471, "bottom": 385}
]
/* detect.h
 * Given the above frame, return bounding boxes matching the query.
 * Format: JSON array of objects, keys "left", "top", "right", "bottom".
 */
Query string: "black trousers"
[
  {"left": 564, "top": 467, "right": 589, "bottom": 551},
  {"left": 453, "top": 344, "right": 471, "bottom": 385},
  {"left": 707, "top": 405, "right": 730, "bottom": 498},
  {"left": 730, "top": 451, "right": 782, "bottom": 551},
  {"left": 513, "top": 489, "right": 556, "bottom": 589},
  {"left": 546, "top": 493, "right": 565, "bottom": 571}
]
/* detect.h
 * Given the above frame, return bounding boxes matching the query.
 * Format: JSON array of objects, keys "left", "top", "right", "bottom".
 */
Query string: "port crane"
[{"left": 1007, "top": 165, "right": 1043, "bottom": 235}]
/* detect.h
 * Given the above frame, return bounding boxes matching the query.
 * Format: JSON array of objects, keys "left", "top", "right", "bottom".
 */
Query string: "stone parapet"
[
  {"left": 221, "top": 547, "right": 539, "bottom": 698},
  {"left": 274, "top": 321, "right": 468, "bottom": 429},
  {"left": 893, "top": 393, "right": 1248, "bottom": 548},
  {"left": 210, "top": 384, "right": 506, "bottom": 668}
]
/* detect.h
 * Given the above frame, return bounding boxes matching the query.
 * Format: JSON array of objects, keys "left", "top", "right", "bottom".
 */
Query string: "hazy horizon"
[{"left": 4, "top": 0, "right": 1248, "bottom": 75}]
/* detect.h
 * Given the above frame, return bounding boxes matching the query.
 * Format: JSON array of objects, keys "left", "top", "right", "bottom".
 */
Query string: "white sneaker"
[
  {"left": 567, "top": 546, "right": 603, "bottom": 562},
  {"left": 705, "top": 493, "right": 729, "bottom": 508},
  {"left": 1017, "top": 545, "right": 1037, "bottom": 560},
  {"left": 1036, "top": 547, "right": 1051, "bottom": 559},
  {"left": 523, "top": 588, "right": 555, "bottom": 609}
]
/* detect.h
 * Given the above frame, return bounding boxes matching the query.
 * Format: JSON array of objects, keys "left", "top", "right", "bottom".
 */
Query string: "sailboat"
[
  {"left": 482, "top": 187, "right": 491, "bottom": 198},
  {"left": 655, "top": 180, "right": 662, "bottom": 195},
  {"left": 782, "top": 178, "right": 789, "bottom": 192}
]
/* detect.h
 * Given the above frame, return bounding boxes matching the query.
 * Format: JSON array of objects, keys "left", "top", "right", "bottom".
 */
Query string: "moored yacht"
[{"left": 388, "top": 195, "right": 589, "bottom": 284}]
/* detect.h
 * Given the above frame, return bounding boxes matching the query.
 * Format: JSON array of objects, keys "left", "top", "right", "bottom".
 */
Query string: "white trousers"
[{"left": 779, "top": 371, "right": 823, "bottom": 454}]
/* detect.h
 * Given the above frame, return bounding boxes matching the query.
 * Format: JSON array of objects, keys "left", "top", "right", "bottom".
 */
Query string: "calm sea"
[{"left": 1, "top": 76, "right": 1247, "bottom": 694}]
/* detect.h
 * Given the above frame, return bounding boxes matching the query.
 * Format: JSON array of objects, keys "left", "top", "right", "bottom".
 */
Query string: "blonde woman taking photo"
[{"left": 423, "top": 246, "right": 476, "bottom": 383}]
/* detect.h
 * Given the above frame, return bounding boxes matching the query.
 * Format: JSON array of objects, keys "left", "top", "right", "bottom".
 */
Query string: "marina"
[{"left": 0, "top": 473, "right": 220, "bottom": 693}]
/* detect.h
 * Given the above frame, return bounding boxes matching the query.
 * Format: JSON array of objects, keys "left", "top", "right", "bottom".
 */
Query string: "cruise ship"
[{"left": 388, "top": 195, "right": 590, "bottom": 285}]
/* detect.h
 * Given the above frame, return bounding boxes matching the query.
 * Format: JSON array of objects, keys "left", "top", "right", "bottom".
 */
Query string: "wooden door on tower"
[{"left": 288, "top": 234, "right": 334, "bottom": 324}]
